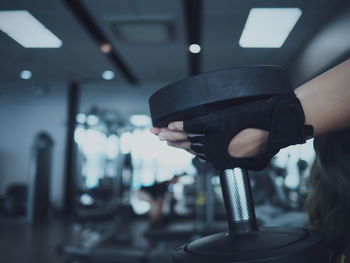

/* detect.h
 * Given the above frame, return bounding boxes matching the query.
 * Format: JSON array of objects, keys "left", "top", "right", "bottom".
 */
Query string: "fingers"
[
  {"left": 186, "top": 148, "right": 207, "bottom": 160},
  {"left": 152, "top": 122, "right": 207, "bottom": 158},
  {"left": 150, "top": 127, "right": 161, "bottom": 135},
  {"left": 153, "top": 127, "right": 190, "bottom": 151},
  {"left": 168, "top": 121, "right": 184, "bottom": 131},
  {"left": 158, "top": 128, "right": 187, "bottom": 142},
  {"left": 190, "top": 144, "right": 206, "bottom": 154},
  {"left": 187, "top": 135, "right": 206, "bottom": 144},
  {"left": 167, "top": 141, "right": 204, "bottom": 158},
  {"left": 167, "top": 140, "right": 191, "bottom": 150},
  {"left": 151, "top": 122, "right": 185, "bottom": 137},
  {"left": 186, "top": 149, "right": 197, "bottom": 155}
]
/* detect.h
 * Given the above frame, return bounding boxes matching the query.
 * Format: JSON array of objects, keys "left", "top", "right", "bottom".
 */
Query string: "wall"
[
  {"left": 289, "top": 4, "right": 350, "bottom": 86},
  {"left": 0, "top": 81, "right": 67, "bottom": 209},
  {"left": 79, "top": 81, "right": 165, "bottom": 117}
]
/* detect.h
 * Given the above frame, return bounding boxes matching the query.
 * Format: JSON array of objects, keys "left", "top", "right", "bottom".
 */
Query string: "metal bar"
[{"left": 220, "top": 168, "right": 258, "bottom": 236}]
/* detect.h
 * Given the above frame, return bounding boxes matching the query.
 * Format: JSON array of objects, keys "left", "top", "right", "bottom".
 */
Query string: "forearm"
[{"left": 295, "top": 58, "right": 350, "bottom": 136}]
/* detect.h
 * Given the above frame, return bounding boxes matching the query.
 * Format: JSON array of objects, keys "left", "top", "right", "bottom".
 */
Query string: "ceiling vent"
[{"left": 108, "top": 15, "right": 175, "bottom": 44}]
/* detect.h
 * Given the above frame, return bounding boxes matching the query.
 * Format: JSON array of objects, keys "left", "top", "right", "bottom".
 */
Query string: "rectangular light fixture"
[
  {"left": 239, "top": 8, "right": 302, "bottom": 48},
  {"left": 0, "top": 10, "right": 62, "bottom": 48}
]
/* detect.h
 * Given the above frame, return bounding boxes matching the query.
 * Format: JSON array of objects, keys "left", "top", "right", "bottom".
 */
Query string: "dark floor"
[
  {"left": 0, "top": 216, "right": 188, "bottom": 263},
  {"left": 0, "top": 217, "right": 74, "bottom": 263},
  {"left": 0, "top": 206, "right": 308, "bottom": 263}
]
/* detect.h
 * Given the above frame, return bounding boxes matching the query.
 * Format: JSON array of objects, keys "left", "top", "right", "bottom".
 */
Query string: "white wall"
[{"left": 0, "top": 82, "right": 67, "bottom": 209}]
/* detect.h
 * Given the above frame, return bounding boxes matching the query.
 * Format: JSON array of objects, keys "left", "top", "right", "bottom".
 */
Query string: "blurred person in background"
[{"left": 137, "top": 174, "right": 181, "bottom": 228}]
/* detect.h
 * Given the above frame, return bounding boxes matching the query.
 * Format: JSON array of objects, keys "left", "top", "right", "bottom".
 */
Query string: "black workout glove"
[{"left": 183, "top": 92, "right": 313, "bottom": 171}]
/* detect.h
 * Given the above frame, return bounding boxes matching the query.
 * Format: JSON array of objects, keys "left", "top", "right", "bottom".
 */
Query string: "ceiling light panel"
[
  {"left": 0, "top": 10, "right": 62, "bottom": 48},
  {"left": 239, "top": 8, "right": 302, "bottom": 48}
]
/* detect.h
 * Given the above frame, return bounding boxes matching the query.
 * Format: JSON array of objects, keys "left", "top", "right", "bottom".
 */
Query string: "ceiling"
[{"left": 0, "top": 0, "right": 349, "bottom": 84}]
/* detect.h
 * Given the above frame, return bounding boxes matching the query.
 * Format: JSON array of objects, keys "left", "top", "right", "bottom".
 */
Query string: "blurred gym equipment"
[
  {"left": 60, "top": 109, "right": 149, "bottom": 263},
  {"left": 0, "top": 184, "right": 28, "bottom": 218},
  {"left": 149, "top": 66, "right": 328, "bottom": 263},
  {"left": 58, "top": 203, "right": 143, "bottom": 263},
  {"left": 143, "top": 159, "right": 226, "bottom": 250},
  {"left": 28, "top": 132, "right": 54, "bottom": 223}
]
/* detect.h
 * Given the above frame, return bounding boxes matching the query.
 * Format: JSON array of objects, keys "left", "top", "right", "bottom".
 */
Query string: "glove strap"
[{"left": 269, "top": 92, "right": 313, "bottom": 150}]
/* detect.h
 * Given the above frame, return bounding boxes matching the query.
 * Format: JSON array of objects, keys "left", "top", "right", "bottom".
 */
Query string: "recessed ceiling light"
[
  {"left": 239, "top": 8, "right": 302, "bottom": 48},
  {"left": 100, "top": 43, "right": 112, "bottom": 53},
  {"left": 20, "top": 70, "right": 32, "bottom": 79},
  {"left": 0, "top": 10, "right": 62, "bottom": 48},
  {"left": 102, "top": 70, "right": 115, "bottom": 80},
  {"left": 189, "top": 44, "right": 201, "bottom": 53}
]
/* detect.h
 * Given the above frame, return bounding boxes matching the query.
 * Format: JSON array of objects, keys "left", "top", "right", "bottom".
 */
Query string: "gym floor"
[
  {"left": 0, "top": 206, "right": 308, "bottom": 263},
  {"left": 0, "top": 217, "right": 177, "bottom": 263},
  {"left": 0, "top": 218, "right": 73, "bottom": 263}
]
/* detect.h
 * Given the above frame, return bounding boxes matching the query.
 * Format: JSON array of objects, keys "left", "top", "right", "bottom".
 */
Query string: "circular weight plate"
[
  {"left": 186, "top": 227, "right": 307, "bottom": 255},
  {"left": 149, "top": 66, "right": 292, "bottom": 127},
  {"left": 173, "top": 227, "right": 328, "bottom": 263}
]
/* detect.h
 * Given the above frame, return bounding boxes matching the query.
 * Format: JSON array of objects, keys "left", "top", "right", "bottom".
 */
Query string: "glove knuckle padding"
[
  {"left": 184, "top": 116, "right": 209, "bottom": 133},
  {"left": 185, "top": 92, "right": 313, "bottom": 171},
  {"left": 188, "top": 135, "right": 206, "bottom": 144}
]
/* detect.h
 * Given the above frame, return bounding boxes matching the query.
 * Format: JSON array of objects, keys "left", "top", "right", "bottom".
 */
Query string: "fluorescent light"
[
  {"left": 102, "top": 70, "right": 115, "bottom": 80},
  {"left": 239, "top": 8, "right": 302, "bottom": 48},
  {"left": 20, "top": 70, "right": 32, "bottom": 79},
  {"left": 0, "top": 10, "right": 62, "bottom": 48},
  {"left": 129, "top": 115, "right": 151, "bottom": 127},
  {"left": 189, "top": 44, "right": 201, "bottom": 53}
]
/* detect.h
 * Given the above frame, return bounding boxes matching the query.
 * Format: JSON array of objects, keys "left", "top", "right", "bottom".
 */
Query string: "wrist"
[{"left": 294, "top": 88, "right": 316, "bottom": 137}]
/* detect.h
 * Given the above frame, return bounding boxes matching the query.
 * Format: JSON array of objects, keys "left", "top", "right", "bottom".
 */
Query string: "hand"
[
  {"left": 182, "top": 92, "right": 312, "bottom": 170},
  {"left": 151, "top": 122, "right": 269, "bottom": 158},
  {"left": 152, "top": 92, "right": 311, "bottom": 170},
  {"left": 151, "top": 122, "right": 196, "bottom": 155}
]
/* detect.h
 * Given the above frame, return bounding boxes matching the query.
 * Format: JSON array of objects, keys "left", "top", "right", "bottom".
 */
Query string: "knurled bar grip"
[{"left": 220, "top": 168, "right": 258, "bottom": 236}]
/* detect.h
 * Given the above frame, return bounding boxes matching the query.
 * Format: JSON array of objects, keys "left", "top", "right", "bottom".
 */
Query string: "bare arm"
[{"left": 295, "top": 58, "right": 350, "bottom": 136}]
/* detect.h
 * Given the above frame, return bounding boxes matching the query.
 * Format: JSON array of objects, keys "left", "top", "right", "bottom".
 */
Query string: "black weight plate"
[
  {"left": 173, "top": 227, "right": 328, "bottom": 263},
  {"left": 149, "top": 66, "right": 292, "bottom": 127}
]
